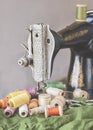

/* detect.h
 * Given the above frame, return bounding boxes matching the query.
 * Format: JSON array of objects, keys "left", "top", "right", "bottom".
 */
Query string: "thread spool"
[
  {"left": 73, "top": 89, "right": 89, "bottom": 99},
  {"left": 45, "top": 106, "right": 63, "bottom": 118},
  {"left": 19, "top": 104, "right": 28, "bottom": 118},
  {"left": 25, "top": 88, "right": 37, "bottom": 96},
  {"left": 46, "top": 87, "right": 65, "bottom": 97},
  {"left": 76, "top": 4, "right": 87, "bottom": 21},
  {"left": 46, "top": 82, "right": 66, "bottom": 90},
  {"left": 28, "top": 99, "right": 38, "bottom": 109},
  {"left": 29, "top": 105, "right": 55, "bottom": 115},
  {"left": 39, "top": 94, "right": 51, "bottom": 106},
  {"left": 4, "top": 106, "right": 16, "bottom": 117},
  {"left": 7, "top": 92, "right": 30, "bottom": 108},
  {"left": 7, "top": 90, "right": 27, "bottom": 99},
  {"left": 50, "top": 96, "right": 66, "bottom": 107},
  {"left": 0, "top": 98, "right": 8, "bottom": 109}
]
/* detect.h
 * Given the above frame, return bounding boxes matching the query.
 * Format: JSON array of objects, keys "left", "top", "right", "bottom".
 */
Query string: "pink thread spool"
[{"left": 4, "top": 106, "right": 16, "bottom": 117}]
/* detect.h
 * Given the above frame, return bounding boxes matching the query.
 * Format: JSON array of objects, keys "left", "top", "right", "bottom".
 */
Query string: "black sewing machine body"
[{"left": 51, "top": 13, "right": 93, "bottom": 98}]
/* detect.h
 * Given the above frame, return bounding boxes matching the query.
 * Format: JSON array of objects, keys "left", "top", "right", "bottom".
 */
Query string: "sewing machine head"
[{"left": 18, "top": 24, "right": 58, "bottom": 88}]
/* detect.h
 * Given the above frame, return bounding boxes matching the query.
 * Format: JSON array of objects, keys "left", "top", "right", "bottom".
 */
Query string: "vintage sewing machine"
[{"left": 18, "top": 5, "right": 93, "bottom": 99}]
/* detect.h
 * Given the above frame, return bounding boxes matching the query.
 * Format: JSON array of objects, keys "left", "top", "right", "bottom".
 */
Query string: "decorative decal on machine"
[
  {"left": 64, "top": 29, "right": 88, "bottom": 41},
  {"left": 69, "top": 56, "right": 84, "bottom": 88}
]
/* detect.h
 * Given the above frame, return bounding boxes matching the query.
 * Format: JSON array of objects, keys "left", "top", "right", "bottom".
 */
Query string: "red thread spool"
[{"left": 45, "top": 106, "right": 63, "bottom": 118}]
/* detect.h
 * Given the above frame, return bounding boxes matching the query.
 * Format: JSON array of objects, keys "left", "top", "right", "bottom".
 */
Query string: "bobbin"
[
  {"left": 45, "top": 106, "right": 63, "bottom": 118},
  {"left": 73, "top": 89, "right": 89, "bottom": 99}
]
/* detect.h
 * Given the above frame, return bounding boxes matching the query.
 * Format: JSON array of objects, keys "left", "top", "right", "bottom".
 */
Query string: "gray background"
[{"left": 0, "top": 0, "right": 93, "bottom": 98}]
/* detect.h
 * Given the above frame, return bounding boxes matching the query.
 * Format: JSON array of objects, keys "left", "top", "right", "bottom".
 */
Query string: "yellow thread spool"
[
  {"left": 7, "top": 90, "right": 27, "bottom": 98},
  {"left": 7, "top": 92, "right": 30, "bottom": 108},
  {"left": 76, "top": 4, "right": 87, "bottom": 22}
]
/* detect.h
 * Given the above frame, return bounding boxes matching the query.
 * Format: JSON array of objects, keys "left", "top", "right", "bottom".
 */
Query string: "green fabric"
[{"left": 0, "top": 106, "right": 93, "bottom": 130}]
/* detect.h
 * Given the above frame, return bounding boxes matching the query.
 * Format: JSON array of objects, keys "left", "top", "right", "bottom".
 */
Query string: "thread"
[
  {"left": 4, "top": 106, "right": 16, "bottom": 117},
  {"left": 76, "top": 4, "right": 87, "bottom": 21},
  {"left": 46, "top": 82, "right": 66, "bottom": 89},
  {"left": 0, "top": 98, "right": 8, "bottom": 109},
  {"left": 73, "top": 89, "right": 89, "bottom": 99},
  {"left": 29, "top": 105, "right": 55, "bottom": 115},
  {"left": 7, "top": 90, "right": 27, "bottom": 99},
  {"left": 19, "top": 104, "right": 28, "bottom": 118},
  {"left": 46, "top": 87, "right": 65, "bottom": 97},
  {"left": 7, "top": 92, "right": 30, "bottom": 108},
  {"left": 45, "top": 106, "right": 63, "bottom": 118},
  {"left": 28, "top": 99, "right": 38, "bottom": 109},
  {"left": 50, "top": 96, "right": 66, "bottom": 107},
  {"left": 39, "top": 94, "right": 51, "bottom": 106},
  {"left": 25, "top": 88, "right": 36, "bottom": 96}
]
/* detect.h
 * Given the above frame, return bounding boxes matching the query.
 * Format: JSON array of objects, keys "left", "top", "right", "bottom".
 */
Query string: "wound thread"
[
  {"left": 50, "top": 96, "right": 66, "bottom": 107},
  {"left": 46, "top": 87, "right": 65, "bottom": 96},
  {"left": 45, "top": 106, "right": 63, "bottom": 118},
  {"left": 29, "top": 105, "right": 55, "bottom": 115},
  {"left": 7, "top": 92, "right": 30, "bottom": 108},
  {"left": 19, "top": 104, "right": 28, "bottom": 118},
  {"left": 4, "top": 106, "right": 16, "bottom": 117},
  {"left": 28, "top": 99, "right": 38, "bottom": 109},
  {"left": 0, "top": 98, "right": 8, "bottom": 109},
  {"left": 73, "top": 89, "right": 89, "bottom": 99},
  {"left": 7, "top": 90, "right": 27, "bottom": 99},
  {"left": 39, "top": 94, "right": 51, "bottom": 106}
]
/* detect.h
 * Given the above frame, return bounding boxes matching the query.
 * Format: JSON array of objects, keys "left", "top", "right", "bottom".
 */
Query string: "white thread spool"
[
  {"left": 46, "top": 87, "right": 64, "bottom": 96},
  {"left": 73, "top": 89, "right": 89, "bottom": 99},
  {"left": 38, "top": 94, "right": 51, "bottom": 106},
  {"left": 50, "top": 96, "right": 66, "bottom": 107},
  {"left": 29, "top": 105, "right": 55, "bottom": 115},
  {"left": 19, "top": 104, "right": 28, "bottom": 117}
]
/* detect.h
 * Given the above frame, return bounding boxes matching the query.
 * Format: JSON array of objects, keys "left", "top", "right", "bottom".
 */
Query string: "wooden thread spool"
[
  {"left": 28, "top": 99, "right": 38, "bottom": 109},
  {"left": 50, "top": 96, "right": 66, "bottom": 107},
  {"left": 29, "top": 105, "right": 55, "bottom": 115},
  {"left": 73, "top": 89, "right": 89, "bottom": 99},
  {"left": 7, "top": 92, "right": 30, "bottom": 108},
  {"left": 39, "top": 94, "right": 51, "bottom": 106},
  {"left": 7, "top": 90, "right": 27, "bottom": 99},
  {"left": 0, "top": 98, "right": 8, "bottom": 109},
  {"left": 45, "top": 106, "right": 63, "bottom": 118},
  {"left": 46, "top": 87, "right": 65, "bottom": 96}
]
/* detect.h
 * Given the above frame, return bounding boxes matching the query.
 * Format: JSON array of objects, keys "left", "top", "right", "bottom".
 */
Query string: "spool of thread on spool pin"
[
  {"left": 19, "top": 104, "right": 28, "bottom": 118},
  {"left": 50, "top": 96, "right": 66, "bottom": 107},
  {"left": 39, "top": 94, "right": 51, "bottom": 106},
  {"left": 7, "top": 92, "right": 30, "bottom": 108},
  {"left": 28, "top": 99, "right": 38, "bottom": 109},
  {"left": 46, "top": 87, "right": 65, "bottom": 97},
  {"left": 45, "top": 106, "right": 63, "bottom": 118},
  {"left": 4, "top": 106, "right": 16, "bottom": 117},
  {"left": 0, "top": 98, "right": 8, "bottom": 109}
]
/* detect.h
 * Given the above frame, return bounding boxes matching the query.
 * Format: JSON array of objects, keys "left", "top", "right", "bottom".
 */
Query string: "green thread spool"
[
  {"left": 46, "top": 82, "right": 66, "bottom": 90},
  {"left": 76, "top": 4, "right": 87, "bottom": 21}
]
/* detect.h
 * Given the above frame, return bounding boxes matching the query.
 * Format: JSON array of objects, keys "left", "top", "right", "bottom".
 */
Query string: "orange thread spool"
[
  {"left": 28, "top": 99, "right": 38, "bottom": 109},
  {"left": 45, "top": 106, "right": 63, "bottom": 118},
  {"left": 0, "top": 98, "right": 8, "bottom": 108}
]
